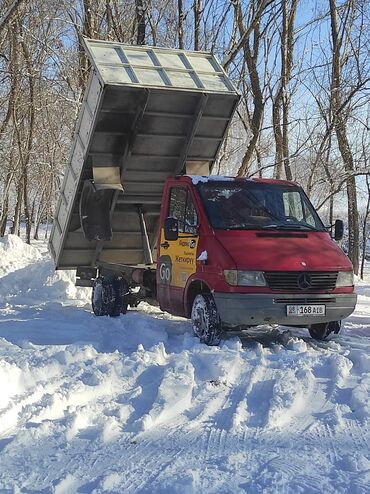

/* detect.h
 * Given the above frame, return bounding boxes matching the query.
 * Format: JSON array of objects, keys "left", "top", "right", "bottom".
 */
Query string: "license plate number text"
[{"left": 286, "top": 304, "right": 326, "bottom": 316}]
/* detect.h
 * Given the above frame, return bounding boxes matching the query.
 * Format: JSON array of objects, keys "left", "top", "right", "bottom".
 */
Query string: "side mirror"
[
  {"left": 334, "top": 219, "right": 344, "bottom": 241},
  {"left": 164, "top": 217, "right": 178, "bottom": 241}
]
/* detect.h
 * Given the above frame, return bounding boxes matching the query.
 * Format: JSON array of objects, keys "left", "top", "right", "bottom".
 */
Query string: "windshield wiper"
[
  {"left": 262, "top": 224, "right": 319, "bottom": 231},
  {"left": 222, "top": 225, "right": 265, "bottom": 230}
]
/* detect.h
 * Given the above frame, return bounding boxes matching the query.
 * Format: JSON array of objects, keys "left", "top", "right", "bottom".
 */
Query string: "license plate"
[{"left": 286, "top": 304, "right": 326, "bottom": 316}]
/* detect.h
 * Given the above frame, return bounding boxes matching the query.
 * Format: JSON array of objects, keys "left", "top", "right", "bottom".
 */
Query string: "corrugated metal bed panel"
[{"left": 85, "top": 40, "right": 236, "bottom": 93}]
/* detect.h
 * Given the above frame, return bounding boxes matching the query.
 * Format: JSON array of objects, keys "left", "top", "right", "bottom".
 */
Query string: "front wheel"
[
  {"left": 191, "top": 293, "right": 222, "bottom": 346},
  {"left": 308, "top": 320, "right": 341, "bottom": 340}
]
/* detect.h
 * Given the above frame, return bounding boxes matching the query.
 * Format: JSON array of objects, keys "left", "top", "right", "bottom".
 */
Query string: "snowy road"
[{"left": 0, "top": 235, "right": 369, "bottom": 493}]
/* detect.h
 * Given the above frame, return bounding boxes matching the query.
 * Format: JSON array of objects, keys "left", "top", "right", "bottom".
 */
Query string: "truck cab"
[{"left": 156, "top": 175, "right": 357, "bottom": 344}]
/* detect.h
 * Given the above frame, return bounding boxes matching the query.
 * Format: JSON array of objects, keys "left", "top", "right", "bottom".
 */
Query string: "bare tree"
[
  {"left": 272, "top": 0, "right": 298, "bottom": 181},
  {"left": 329, "top": 0, "right": 359, "bottom": 273},
  {"left": 360, "top": 175, "right": 370, "bottom": 279},
  {"left": 0, "top": 0, "right": 26, "bottom": 36},
  {"left": 224, "top": 0, "right": 274, "bottom": 177}
]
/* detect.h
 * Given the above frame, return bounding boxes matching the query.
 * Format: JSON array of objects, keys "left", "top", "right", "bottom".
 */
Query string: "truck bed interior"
[{"left": 49, "top": 40, "right": 239, "bottom": 272}]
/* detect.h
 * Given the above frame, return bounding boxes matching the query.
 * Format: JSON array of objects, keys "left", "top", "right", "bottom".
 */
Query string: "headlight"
[
  {"left": 224, "top": 270, "right": 267, "bottom": 286},
  {"left": 336, "top": 271, "right": 354, "bottom": 287}
]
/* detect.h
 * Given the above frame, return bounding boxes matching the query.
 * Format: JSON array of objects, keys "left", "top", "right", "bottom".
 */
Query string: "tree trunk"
[
  {"left": 272, "top": 0, "right": 297, "bottom": 180},
  {"left": 178, "top": 0, "right": 184, "bottom": 49},
  {"left": 282, "top": 97, "right": 292, "bottom": 180},
  {"left": 360, "top": 176, "right": 370, "bottom": 279},
  {"left": 44, "top": 204, "right": 51, "bottom": 241},
  {"left": 76, "top": 0, "right": 94, "bottom": 88},
  {"left": 105, "top": 0, "right": 114, "bottom": 39},
  {"left": 11, "top": 175, "right": 24, "bottom": 236},
  {"left": 0, "top": 25, "right": 18, "bottom": 137},
  {"left": 324, "top": 135, "right": 334, "bottom": 226},
  {"left": 229, "top": 0, "right": 269, "bottom": 177},
  {"left": 0, "top": 172, "right": 12, "bottom": 236},
  {"left": 0, "top": 0, "right": 26, "bottom": 36},
  {"left": 0, "top": 211, "right": 8, "bottom": 236},
  {"left": 18, "top": 24, "right": 36, "bottom": 244},
  {"left": 24, "top": 173, "right": 32, "bottom": 245},
  {"left": 236, "top": 9, "right": 264, "bottom": 176},
  {"left": 33, "top": 191, "right": 46, "bottom": 240},
  {"left": 135, "top": 0, "right": 146, "bottom": 45},
  {"left": 272, "top": 100, "right": 283, "bottom": 178},
  {"left": 329, "top": 0, "right": 359, "bottom": 274},
  {"left": 194, "top": 0, "right": 202, "bottom": 51}
]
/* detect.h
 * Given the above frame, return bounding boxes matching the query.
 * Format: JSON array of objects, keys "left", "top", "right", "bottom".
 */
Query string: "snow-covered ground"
[{"left": 0, "top": 235, "right": 369, "bottom": 494}]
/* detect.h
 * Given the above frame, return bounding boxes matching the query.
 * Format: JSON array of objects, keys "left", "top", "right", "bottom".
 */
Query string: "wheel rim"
[
  {"left": 191, "top": 294, "right": 221, "bottom": 346},
  {"left": 194, "top": 306, "right": 207, "bottom": 337},
  {"left": 92, "top": 283, "right": 103, "bottom": 310}
]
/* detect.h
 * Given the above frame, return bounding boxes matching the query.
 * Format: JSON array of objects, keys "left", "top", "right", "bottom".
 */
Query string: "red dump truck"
[{"left": 49, "top": 39, "right": 357, "bottom": 345}]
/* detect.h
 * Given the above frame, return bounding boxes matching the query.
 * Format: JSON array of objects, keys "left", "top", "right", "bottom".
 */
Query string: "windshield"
[{"left": 196, "top": 181, "right": 326, "bottom": 231}]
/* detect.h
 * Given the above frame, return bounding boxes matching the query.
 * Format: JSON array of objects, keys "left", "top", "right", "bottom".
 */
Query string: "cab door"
[{"left": 157, "top": 185, "right": 199, "bottom": 315}]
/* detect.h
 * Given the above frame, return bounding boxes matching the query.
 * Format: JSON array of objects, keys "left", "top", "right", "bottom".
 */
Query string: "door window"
[{"left": 168, "top": 187, "right": 198, "bottom": 234}]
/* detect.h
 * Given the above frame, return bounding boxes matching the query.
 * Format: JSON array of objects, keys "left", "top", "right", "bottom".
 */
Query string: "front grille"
[
  {"left": 274, "top": 297, "right": 336, "bottom": 304},
  {"left": 264, "top": 271, "right": 338, "bottom": 291}
]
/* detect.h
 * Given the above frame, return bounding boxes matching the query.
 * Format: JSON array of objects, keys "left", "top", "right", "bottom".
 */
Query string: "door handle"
[{"left": 160, "top": 241, "right": 170, "bottom": 249}]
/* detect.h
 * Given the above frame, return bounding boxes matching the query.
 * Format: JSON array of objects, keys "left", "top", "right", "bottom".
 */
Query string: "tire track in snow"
[
  {"left": 186, "top": 344, "right": 270, "bottom": 432},
  {"left": 156, "top": 347, "right": 273, "bottom": 494},
  {"left": 155, "top": 338, "right": 321, "bottom": 478},
  {"left": 112, "top": 436, "right": 184, "bottom": 493},
  {"left": 0, "top": 375, "right": 67, "bottom": 438},
  {"left": 113, "top": 346, "right": 266, "bottom": 492}
]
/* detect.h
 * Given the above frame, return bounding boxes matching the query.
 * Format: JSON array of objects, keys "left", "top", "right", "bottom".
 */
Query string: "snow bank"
[
  {"left": 0, "top": 234, "right": 42, "bottom": 277},
  {"left": 0, "top": 234, "right": 90, "bottom": 308}
]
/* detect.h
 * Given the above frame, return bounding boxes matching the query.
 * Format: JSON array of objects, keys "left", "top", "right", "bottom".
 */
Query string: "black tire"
[
  {"left": 92, "top": 277, "right": 115, "bottom": 316},
  {"left": 308, "top": 320, "right": 341, "bottom": 340},
  {"left": 112, "top": 277, "right": 129, "bottom": 316},
  {"left": 191, "top": 293, "right": 222, "bottom": 346},
  {"left": 92, "top": 276, "right": 129, "bottom": 317}
]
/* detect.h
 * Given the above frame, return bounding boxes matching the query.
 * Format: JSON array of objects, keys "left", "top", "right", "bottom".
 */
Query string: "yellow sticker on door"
[{"left": 159, "top": 230, "right": 199, "bottom": 288}]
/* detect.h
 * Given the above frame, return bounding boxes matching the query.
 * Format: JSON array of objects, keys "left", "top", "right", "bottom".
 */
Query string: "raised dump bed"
[{"left": 49, "top": 39, "right": 239, "bottom": 279}]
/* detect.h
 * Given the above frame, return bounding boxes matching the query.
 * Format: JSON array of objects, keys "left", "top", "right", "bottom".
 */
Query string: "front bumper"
[{"left": 213, "top": 292, "right": 357, "bottom": 327}]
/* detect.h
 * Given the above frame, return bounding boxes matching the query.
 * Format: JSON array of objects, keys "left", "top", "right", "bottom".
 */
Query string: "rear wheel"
[
  {"left": 92, "top": 276, "right": 129, "bottom": 317},
  {"left": 191, "top": 293, "right": 222, "bottom": 346},
  {"left": 308, "top": 320, "right": 341, "bottom": 340},
  {"left": 112, "top": 277, "right": 129, "bottom": 316}
]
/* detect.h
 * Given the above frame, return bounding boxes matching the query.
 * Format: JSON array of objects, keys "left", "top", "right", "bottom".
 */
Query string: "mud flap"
[{"left": 79, "top": 180, "right": 114, "bottom": 241}]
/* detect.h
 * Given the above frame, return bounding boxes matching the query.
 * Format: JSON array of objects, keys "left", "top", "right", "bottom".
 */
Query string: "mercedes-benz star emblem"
[{"left": 297, "top": 273, "right": 311, "bottom": 290}]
